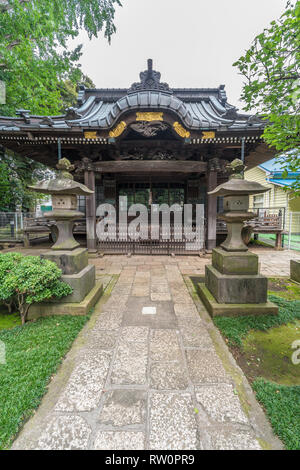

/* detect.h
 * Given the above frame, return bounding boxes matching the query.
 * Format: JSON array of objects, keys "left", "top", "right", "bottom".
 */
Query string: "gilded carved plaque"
[
  {"left": 202, "top": 131, "right": 216, "bottom": 139},
  {"left": 84, "top": 131, "right": 98, "bottom": 139},
  {"left": 109, "top": 121, "right": 127, "bottom": 138},
  {"left": 173, "top": 122, "right": 190, "bottom": 139},
  {"left": 136, "top": 112, "right": 163, "bottom": 122}
]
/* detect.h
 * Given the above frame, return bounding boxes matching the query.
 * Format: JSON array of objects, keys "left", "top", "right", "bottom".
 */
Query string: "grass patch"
[
  {"left": 0, "top": 315, "right": 89, "bottom": 450},
  {"left": 253, "top": 379, "right": 300, "bottom": 450},
  {"left": 213, "top": 295, "right": 300, "bottom": 348}
]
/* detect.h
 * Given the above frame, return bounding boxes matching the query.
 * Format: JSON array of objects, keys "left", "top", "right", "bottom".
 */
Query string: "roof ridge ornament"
[{"left": 128, "top": 59, "right": 173, "bottom": 94}]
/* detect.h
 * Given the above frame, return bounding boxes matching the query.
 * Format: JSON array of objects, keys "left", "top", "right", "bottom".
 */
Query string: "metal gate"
[{"left": 97, "top": 223, "right": 204, "bottom": 255}]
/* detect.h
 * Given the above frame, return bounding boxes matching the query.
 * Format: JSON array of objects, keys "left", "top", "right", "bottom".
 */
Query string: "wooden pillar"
[
  {"left": 206, "top": 170, "right": 217, "bottom": 251},
  {"left": 84, "top": 169, "right": 97, "bottom": 252}
]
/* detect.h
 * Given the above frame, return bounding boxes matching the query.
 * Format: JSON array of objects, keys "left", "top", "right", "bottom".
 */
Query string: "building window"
[{"left": 253, "top": 194, "right": 264, "bottom": 208}]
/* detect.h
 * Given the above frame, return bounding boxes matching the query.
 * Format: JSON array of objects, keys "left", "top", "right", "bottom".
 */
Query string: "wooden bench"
[{"left": 217, "top": 213, "right": 287, "bottom": 249}]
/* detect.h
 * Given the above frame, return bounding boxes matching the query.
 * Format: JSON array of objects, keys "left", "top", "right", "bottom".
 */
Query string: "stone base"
[
  {"left": 205, "top": 265, "right": 267, "bottom": 304},
  {"left": 41, "top": 248, "right": 88, "bottom": 275},
  {"left": 28, "top": 281, "right": 103, "bottom": 318},
  {"left": 61, "top": 264, "right": 95, "bottom": 303},
  {"left": 212, "top": 247, "right": 258, "bottom": 275},
  {"left": 290, "top": 260, "right": 300, "bottom": 283},
  {"left": 198, "top": 283, "right": 278, "bottom": 317}
]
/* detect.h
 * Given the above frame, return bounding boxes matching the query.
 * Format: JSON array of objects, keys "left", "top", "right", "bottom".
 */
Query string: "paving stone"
[
  {"left": 151, "top": 293, "right": 172, "bottom": 301},
  {"left": 151, "top": 284, "right": 170, "bottom": 294},
  {"left": 119, "top": 326, "right": 149, "bottom": 343},
  {"left": 99, "top": 390, "right": 146, "bottom": 426},
  {"left": 123, "top": 297, "right": 177, "bottom": 329},
  {"left": 94, "top": 431, "right": 145, "bottom": 450},
  {"left": 36, "top": 415, "right": 91, "bottom": 450},
  {"left": 205, "top": 429, "right": 261, "bottom": 450},
  {"left": 178, "top": 319, "right": 213, "bottom": 348},
  {"left": 174, "top": 303, "right": 199, "bottom": 318},
  {"left": 110, "top": 341, "right": 148, "bottom": 385},
  {"left": 84, "top": 329, "right": 118, "bottom": 350},
  {"left": 132, "top": 287, "right": 150, "bottom": 296},
  {"left": 150, "top": 362, "right": 189, "bottom": 390},
  {"left": 186, "top": 349, "right": 230, "bottom": 384},
  {"left": 149, "top": 393, "right": 197, "bottom": 450},
  {"left": 55, "top": 352, "right": 111, "bottom": 411},
  {"left": 150, "top": 329, "right": 182, "bottom": 361},
  {"left": 94, "top": 311, "right": 123, "bottom": 330},
  {"left": 172, "top": 293, "right": 194, "bottom": 304},
  {"left": 195, "top": 384, "right": 248, "bottom": 424}
]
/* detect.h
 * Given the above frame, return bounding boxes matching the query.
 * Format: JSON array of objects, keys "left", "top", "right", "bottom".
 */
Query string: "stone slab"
[
  {"left": 150, "top": 329, "right": 182, "bottom": 361},
  {"left": 61, "top": 264, "right": 95, "bottom": 303},
  {"left": 204, "top": 429, "right": 261, "bottom": 450},
  {"left": 41, "top": 247, "right": 88, "bottom": 275},
  {"left": 198, "top": 283, "right": 278, "bottom": 317},
  {"left": 212, "top": 247, "right": 258, "bottom": 275},
  {"left": 110, "top": 341, "right": 148, "bottom": 385},
  {"left": 290, "top": 260, "right": 300, "bottom": 283},
  {"left": 55, "top": 351, "right": 112, "bottom": 412},
  {"left": 122, "top": 296, "right": 177, "bottom": 329},
  {"left": 93, "top": 431, "right": 145, "bottom": 450},
  {"left": 28, "top": 281, "right": 103, "bottom": 317},
  {"left": 195, "top": 384, "right": 248, "bottom": 424},
  {"left": 149, "top": 393, "right": 197, "bottom": 450},
  {"left": 99, "top": 390, "right": 146, "bottom": 426},
  {"left": 36, "top": 415, "right": 91, "bottom": 450},
  {"left": 150, "top": 362, "right": 189, "bottom": 390},
  {"left": 186, "top": 349, "right": 230, "bottom": 384},
  {"left": 205, "top": 264, "right": 268, "bottom": 303}
]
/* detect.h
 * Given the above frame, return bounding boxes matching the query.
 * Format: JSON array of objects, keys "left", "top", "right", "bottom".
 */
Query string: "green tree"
[
  {"left": 234, "top": 1, "right": 300, "bottom": 193},
  {"left": 59, "top": 73, "right": 96, "bottom": 111},
  {"left": 0, "top": 0, "right": 122, "bottom": 116}
]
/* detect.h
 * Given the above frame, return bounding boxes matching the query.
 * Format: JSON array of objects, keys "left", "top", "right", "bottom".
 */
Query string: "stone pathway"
[{"left": 12, "top": 255, "right": 283, "bottom": 450}]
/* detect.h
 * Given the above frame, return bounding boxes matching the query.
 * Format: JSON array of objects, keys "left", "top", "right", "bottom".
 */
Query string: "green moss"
[
  {"left": 213, "top": 295, "right": 300, "bottom": 347},
  {"left": 0, "top": 311, "right": 21, "bottom": 330},
  {"left": 268, "top": 277, "right": 300, "bottom": 301},
  {"left": 243, "top": 320, "right": 300, "bottom": 385}
]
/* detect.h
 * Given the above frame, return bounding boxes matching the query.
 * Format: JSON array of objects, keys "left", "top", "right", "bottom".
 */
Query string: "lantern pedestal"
[
  {"left": 28, "top": 158, "right": 103, "bottom": 317},
  {"left": 198, "top": 159, "right": 278, "bottom": 317}
]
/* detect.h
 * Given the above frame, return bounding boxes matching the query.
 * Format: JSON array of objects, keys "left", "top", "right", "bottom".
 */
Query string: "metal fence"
[
  {"left": 0, "top": 212, "right": 24, "bottom": 241},
  {"left": 0, "top": 212, "right": 47, "bottom": 241},
  {"left": 287, "top": 212, "right": 300, "bottom": 251}
]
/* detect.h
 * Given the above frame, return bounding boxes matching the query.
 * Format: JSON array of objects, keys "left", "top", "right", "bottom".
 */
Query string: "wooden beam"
[
  {"left": 93, "top": 160, "right": 207, "bottom": 173},
  {"left": 84, "top": 169, "right": 97, "bottom": 252},
  {"left": 206, "top": 171, "right": 218, "bottom": 251}
]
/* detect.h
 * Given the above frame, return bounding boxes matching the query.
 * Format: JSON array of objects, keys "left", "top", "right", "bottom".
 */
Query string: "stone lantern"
[
  {"left": 27, "top": 158, "right": 102, "bottom": 317},
  {"left": 198, "top": 159, "right": 278, "bottom": 317}
]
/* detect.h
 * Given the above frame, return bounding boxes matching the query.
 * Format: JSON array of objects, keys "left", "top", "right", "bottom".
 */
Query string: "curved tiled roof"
[{"left": 0, "top": 60, "right": 264, "bottom": 133}]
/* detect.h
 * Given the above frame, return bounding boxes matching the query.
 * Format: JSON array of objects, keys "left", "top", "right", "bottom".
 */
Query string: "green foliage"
[
  {"left": 0, "top": 253, "right": 73, "bottom": 324},
  {"left": 0, "top": 0, "right": 121, "bottom": 116},
  {"left": 253, "top": 379, "right": 300, "bottom": 450},
  {"left": 214, "top": 295, "right": 300, "bottom": 347},
  {"left": 233, "top": 1, "right": 300, "bottom": 194},
  {"left": 0, "top": 148, "right": 53, "bottom": 211},
  {"left": 59, "top": 73, "right": 96, "bottom": 112},
  {"left": 0, "top": 314, "right": 89, "bottom": 449}
]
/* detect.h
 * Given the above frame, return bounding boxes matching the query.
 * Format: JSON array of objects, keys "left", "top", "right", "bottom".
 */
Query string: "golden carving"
[
  {"left": 202, "top": 131, "right": 216, "bottom": 139},
  {"left": 136, "top": 112, "right": 163, "bottom": 122},
  {"left": 173, "top": 122, "right": 190, "bottom": 139},
  {"left": 84, "top": 131, "right": 98, "bottom": 139},
  {"left": 109, "top": 121, "right": 127, "bottom": 138}
]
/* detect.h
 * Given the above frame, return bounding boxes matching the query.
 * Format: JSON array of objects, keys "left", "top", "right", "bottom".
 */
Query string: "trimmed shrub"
[
  {"left": 0, "top": 252, "right": 24, "bottom": 313},
  {"left": 0, "top": 254, "right": 73, "bottom": 324}
]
